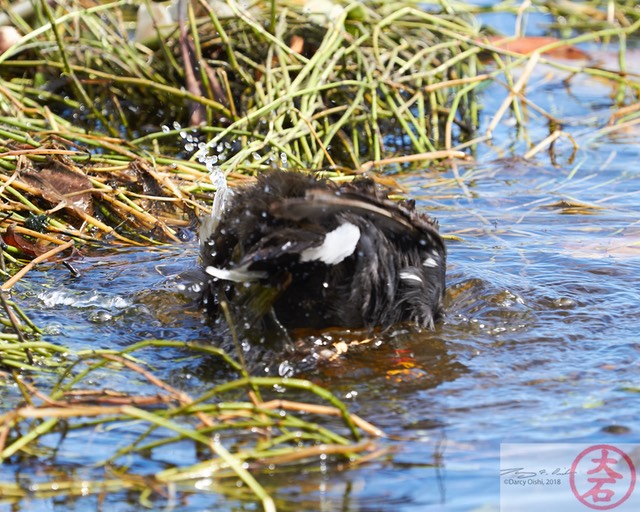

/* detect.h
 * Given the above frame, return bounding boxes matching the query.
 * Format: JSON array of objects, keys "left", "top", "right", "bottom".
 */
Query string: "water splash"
[
  {"left": 195, "top": 132, "right": 233, "bottom": 243},
  {"left": 38, "top": 289, "right": 131, "bottom": 310},
  {"left": 161, "top": 121, "right": 232, "bottom": 243}
]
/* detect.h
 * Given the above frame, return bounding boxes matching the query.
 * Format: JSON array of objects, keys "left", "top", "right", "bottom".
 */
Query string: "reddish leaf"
[
  {"left": 2, "top": 224, "right": 38, "bottom": 258},
  {"left": 485, "top": 36, "right": 589, "bottom": 60}
]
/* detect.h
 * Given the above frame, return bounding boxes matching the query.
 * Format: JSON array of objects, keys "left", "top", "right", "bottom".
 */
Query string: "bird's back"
[{"left": 200, "top": 171, "right": 446, "bottom": 333}]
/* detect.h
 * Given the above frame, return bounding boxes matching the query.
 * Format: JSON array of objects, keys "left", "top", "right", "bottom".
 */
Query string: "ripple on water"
[{"left": 37, "top": 289, "right": 131, "bottom": 309}]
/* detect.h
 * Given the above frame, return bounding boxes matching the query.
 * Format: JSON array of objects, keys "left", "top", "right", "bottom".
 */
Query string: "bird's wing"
[{"left": 270, "top": 188, "right": 442, "bottom": 243}]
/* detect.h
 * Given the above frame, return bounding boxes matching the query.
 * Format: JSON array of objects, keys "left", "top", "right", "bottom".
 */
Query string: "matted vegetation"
[
  {"left": 0, "top": 0, "right": 639, "bottom": 508},
  {"left": 0, "top": 339, "right": 384, "bottom": 511}
]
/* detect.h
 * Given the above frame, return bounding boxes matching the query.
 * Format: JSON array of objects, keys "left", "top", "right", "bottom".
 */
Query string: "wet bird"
[{"left": 200, "top": 171, "right": 446, "bottom": 336}]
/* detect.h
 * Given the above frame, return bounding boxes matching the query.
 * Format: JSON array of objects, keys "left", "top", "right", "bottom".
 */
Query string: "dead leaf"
[
  {"left": 1, "top": 224, "right": 65, "bottom": 259},
  {"left": 385, "top": 367, "right": 430, "bottom": 383},
  {"left": 484, "top": 36, "right": 590, "bottom": 60},
  {"left": 21, "top": 163, "right": 94, "bottom": 216},
  {"left": 2, "top": 224, "right": 38, "bottom": 257},
  {"left": 544, "top": 199, "right": 603, "bottom": 215}
]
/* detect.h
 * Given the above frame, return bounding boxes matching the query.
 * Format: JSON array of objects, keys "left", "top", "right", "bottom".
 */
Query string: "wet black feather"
[{"left": 200, "top": 171, "right": 446, "bottom": 332}]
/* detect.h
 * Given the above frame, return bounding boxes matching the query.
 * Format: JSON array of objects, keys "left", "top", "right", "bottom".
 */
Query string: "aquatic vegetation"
[{"left": 0, "top": 339, "right": 382, "bottom": 511}]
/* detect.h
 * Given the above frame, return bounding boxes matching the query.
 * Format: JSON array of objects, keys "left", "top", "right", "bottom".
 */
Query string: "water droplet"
[{"left": 279, "top": 361, "right": 294, "bottom": 377}]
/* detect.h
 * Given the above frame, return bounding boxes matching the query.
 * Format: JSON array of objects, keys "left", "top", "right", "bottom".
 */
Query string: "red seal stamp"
[{"left": 570, "top": 444, "right": 636, "bottom": 510}]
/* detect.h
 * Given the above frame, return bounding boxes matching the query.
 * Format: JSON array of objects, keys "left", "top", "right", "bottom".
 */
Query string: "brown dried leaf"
[
  {"left": 544, "top": 199, "right": 603, "bottom": 215},
  {"left": 1, "top": 224, "right": 38, "bottom": 257},
  {"left": 485, "top": 36, "right": 590, "bottom": 60},
  {"left": 1, "top": 224, "right": 70, "bottom": 259},
  {"left": 22, "top": 164, "right": 94, "bottom": 216}
]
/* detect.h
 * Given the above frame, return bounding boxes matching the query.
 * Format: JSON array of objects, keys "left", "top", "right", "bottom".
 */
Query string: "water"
[{"left": 3, "top": 23, "right": 640, "bottom": 512}]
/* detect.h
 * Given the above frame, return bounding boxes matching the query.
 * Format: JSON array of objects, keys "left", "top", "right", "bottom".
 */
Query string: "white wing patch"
[
  {"left": 205, "top": 265, "right": 267, "bottom": 283},
  {"left": 399, "top": 270, "right": 423, "bottom": 283},
  {"left": 300, "top": 222, "right": 361, "bottom": 265},
  {"left": 423, "top": 256, "right": 439, "bottom": 268}
]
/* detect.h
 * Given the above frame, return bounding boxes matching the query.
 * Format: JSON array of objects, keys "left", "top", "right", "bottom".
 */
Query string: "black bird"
[{"left": 200, "top": 171, "right": 446, "bottom": 334}]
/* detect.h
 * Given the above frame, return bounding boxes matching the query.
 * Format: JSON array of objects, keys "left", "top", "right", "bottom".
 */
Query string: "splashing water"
[
  {"left": 195, "top": 134, "right": 233, "bottom": 242},
  {"left": 158, "top": 121, "right": 234, "bottom": 242}
]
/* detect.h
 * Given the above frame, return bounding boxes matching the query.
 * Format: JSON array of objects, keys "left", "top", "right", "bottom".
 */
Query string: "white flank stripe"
[
  {"left": 205, "top": 265, "right": 267, "bottom": 283},
  {"left": 399, "top": 270, "right": 423, "bottom": 283},
  {"left": 300, "top": 222, "right": 361, "bottom": 265}
]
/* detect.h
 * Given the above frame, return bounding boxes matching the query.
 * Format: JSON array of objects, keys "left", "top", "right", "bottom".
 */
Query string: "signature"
[{"left": 501, "top": 467, "right": 574, "bottom": 478}]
